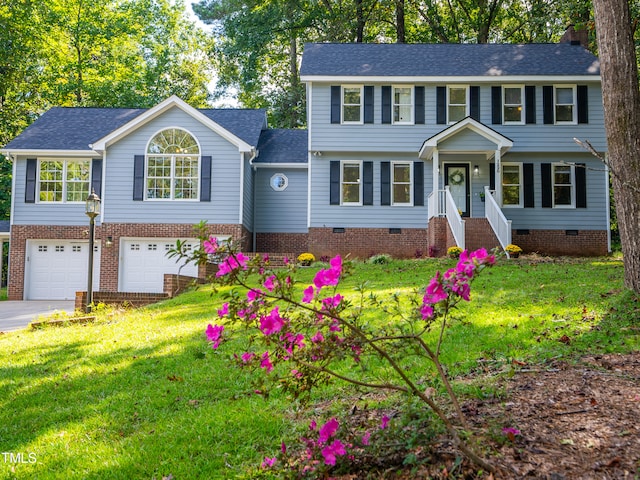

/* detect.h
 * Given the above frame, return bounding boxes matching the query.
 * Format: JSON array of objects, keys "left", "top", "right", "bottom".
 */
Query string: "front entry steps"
[{"left": 427, "top": 217, "right": 502, "bottom": 256}]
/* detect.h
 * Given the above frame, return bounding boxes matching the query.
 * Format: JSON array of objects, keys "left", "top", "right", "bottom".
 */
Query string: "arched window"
[{"left": 146, "top": 128, "right": 200, "bottom": 200}]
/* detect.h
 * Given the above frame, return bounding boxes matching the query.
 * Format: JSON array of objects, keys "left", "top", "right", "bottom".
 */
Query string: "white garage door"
[
  {"left": 26, "top": 240, "right": 101, "bottom": 300},
  {"left": 120, "top": 239, "right": 199, "bottom": 293}
]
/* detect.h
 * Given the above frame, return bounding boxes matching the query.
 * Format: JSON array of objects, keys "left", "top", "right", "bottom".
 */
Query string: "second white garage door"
[{"left": 120, "top": 238, "right": 199, "bottom": 293}]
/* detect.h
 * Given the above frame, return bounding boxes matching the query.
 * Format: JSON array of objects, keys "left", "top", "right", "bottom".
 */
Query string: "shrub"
[
  {"left": 447, "top": 246, "right": 463, "bottom": 258},
  {"left": 368, "top": 253, "right": 391, "bottom": 265},
  {"left": 297, "top": 252, "right": 316, "bottom": 266}
]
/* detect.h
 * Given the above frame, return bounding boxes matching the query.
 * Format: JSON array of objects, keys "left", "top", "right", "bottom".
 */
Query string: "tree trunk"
[
  {"left": 395, "top": 0, "right": 405, "bottom": 43},
  {"left": 593, "top": 0, "right": 640, "bottom": 294},
  {"left": 355, "top": 0, "right": 365, "bottom": 42}
]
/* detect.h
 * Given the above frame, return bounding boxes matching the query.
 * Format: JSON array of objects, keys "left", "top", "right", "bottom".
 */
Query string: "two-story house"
[{"left": 1, "top": 41, "right": 609, "bottom": 300}]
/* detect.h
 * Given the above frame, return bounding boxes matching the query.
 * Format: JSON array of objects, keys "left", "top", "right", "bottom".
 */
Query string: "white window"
[
  {"left": 501, "top": 163, "right": 523, "bottom": 207},
  {"left": 37, "top": 159, "right": 90, "bottom": 203},
  {"left": 341, "top": 161, "right": 362, "bottom": 205},
  {"left": 270, "top": 173, "right": 288, "bottom": 191},
  {"left": 554, "top": 86, "right": 577, "bottom": 124},
  {"left": 342, "top": 86, "right": 363, "bottom": 124},
  {"left": 146, "top": 128, "right": 200, "bottom": 200},
  {"left": 393, "top": 86, "right": 413, "bottom": 124},
  {"left": 448, "top": 86, "right": 468, "bottom": 123},
  {"left": 503, "top": 86, "right": 524, "bottom": 124},
  {"left": 553, "top": 164, "right": 574, "bottom": 207},
  {"left": 391, "top": 162, "right": 413, "bottom": 205}
]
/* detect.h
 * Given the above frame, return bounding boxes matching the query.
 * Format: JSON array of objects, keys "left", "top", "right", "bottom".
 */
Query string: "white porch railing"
[
  {"left": 484, "top": 186, "right": 512, "bottom": 256},
  {"left": 444, "top": 187, "right": 465, "bottom": 249},
  {"left": 427, "top": 189, "right": 446, "bottom": 219}
]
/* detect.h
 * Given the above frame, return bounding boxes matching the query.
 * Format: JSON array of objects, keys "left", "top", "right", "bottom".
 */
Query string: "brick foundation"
[
  {"left": 256, "top": 233, "right": 309, "bottom": 254},
  {"left": 308, "top": 227, "right": 430, "bottom": 259},
  {"left": 512, "top": 229, "right": 608, "bottom": 256}
]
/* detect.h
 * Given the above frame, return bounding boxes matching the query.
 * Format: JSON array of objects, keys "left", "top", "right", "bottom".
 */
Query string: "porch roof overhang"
[{"left": 418, "top": 117, "right": 513, "bottom": 160}]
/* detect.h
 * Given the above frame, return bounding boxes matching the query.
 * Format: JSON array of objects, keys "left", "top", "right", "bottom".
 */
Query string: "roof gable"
[
  {"left": 419, "top": 117, "right": 513, "bottom": 159},
  {"left": 300, "top": 43, "right": 601, "bottom": 79},
  {"left": 2, "top": 96, "right": 266, "bottom": 154}
]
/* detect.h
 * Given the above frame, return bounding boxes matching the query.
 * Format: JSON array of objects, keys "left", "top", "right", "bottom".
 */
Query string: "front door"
[{"left": 444, "top": 164, "right": 470, "bottom": 217}]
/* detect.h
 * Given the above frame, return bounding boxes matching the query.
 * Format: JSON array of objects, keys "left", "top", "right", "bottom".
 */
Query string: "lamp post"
[{"left": 85, "top": 188, "right": 101, "bottom": 313}]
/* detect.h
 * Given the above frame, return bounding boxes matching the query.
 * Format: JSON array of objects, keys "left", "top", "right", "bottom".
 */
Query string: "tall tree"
[{"left": 592, "top": 0, "right": 640, "bottom": 294}]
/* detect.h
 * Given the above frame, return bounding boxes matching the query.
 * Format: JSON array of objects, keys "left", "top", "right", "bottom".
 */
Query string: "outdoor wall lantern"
[
  {"left": 473, "top": 165, "right": 479, "bottom": 176},
  {"left": 105, "top": 236, "right": 113, "bottom": 248},
  {"left": 85, "top": 188, "right": 101, "bottom": 313}
]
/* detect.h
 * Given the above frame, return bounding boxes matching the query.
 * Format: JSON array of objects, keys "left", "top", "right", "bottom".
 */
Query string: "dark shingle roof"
[
  {"left": 4, "top": 107, "right": 267, "bottom": 151},
  {"left": 0, "top": 220, "right": 9, "bottom": 233},
  {"left": 255, "top": 129, "right": 308, "bottom": 164},
  {"left": 300, "top": 43, "right": 601, "bottom": 77}
]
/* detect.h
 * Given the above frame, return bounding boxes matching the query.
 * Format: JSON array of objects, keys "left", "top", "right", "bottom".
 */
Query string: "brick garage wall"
[
  {"left": 308, "top": 227, "right": 429, "bottom": 259},
  {"left": 8, "top": 223, "right": 249, "bottom": 300},
  {"left": 512, "top": 229, "right": 608, "bottom": 256},
  {"left": 9, "top": 225, "right": 94, "bottom": 300},
  {"left": 256, "top": 233, "right": 309, "bottom": 255}
]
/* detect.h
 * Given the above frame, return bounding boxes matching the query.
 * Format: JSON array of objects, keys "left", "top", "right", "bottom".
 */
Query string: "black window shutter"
[
  {"left": 542, "top": 86, "right": 554, "bottom": 124},
  {"left": 436, "top": 86, "right": 446, "bottom": 124},
  {"left": 470, "top": 86, "right": 480, "bottom": 121},
  {"left": 200, "top": 155, "right": 212, "bottom": 202},
  {"left": 576, "top": 163, "right": 587, "bottom": 208},
  {"left": 25, "top": 158, "right": 37, "bottom": 203},
  {"left": 381, "top": 161, "right": 391, "bottom": 206},
  {"left": 363, "top": 161, "right": 373, "bottom": 205},
  {"left": 541, "top": 163, "right": 552, "bottom": 207},
  {"left": 364, "top": 86, "right": 374, "bottom": 124},
  {"left": 91, "top": 159, "right": 103, "bottom": 197},
  {"left": 413, "top": 161, "right": 424, "bottom": 206},
  {"left": 523, "top": 163, "right": 534, "bottom": 208},
  {"left": 489, "top": 163, "right": 495, "bottom": 191},
  {"left": 381, "top": 86, "right": 391, "bottom": 124},
  {"left": 133, "top": 155, "right": 145, "bottom": 201},
  {"left": 577, "top": 85, "right": 588, "bottom": 124},
  {"left": 525, "top": 86, "right": 536, "bottom": 124},
  {"left": 491, "top": 86, "right": 502, "bottom": 124},
  {"left": 330, "top": 161, "right": 340, "bottom": 205},
  {"left": 414, "top": 86, "right": 425, "bottom": 124},
  {"left": 331, "top": 86, "right": 341, "bottom": 124}
]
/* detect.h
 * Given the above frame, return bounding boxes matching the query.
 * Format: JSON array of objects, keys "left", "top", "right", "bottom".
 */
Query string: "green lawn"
[{"left": 0, "top": 256, "right": 638, "bottom": 479}]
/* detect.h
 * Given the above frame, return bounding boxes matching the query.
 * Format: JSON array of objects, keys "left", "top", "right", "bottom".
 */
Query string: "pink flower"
[
  {"left": 282, "top": 332, "right": 305, "bottom": 353},
  {"left": 311, "top": 331, "right": 324, "bottom": 343},
  {"left": 318, "top": 418, "right": 339, "bottom": 444},
  {"left": 217, "top": 302, "right": 229, "bottom": 318},
  {"left": 203, "top": 236, "right": 218, "bottom": 254},
  {"left": 322, "top": 293, "right": 343, "bottom": 309},
  {"left": 260, "top": 351, "right": 273, "bottom": 372},
  {"left": 329, "top": 319, "right": 341, "bottom": 332},
  {"left": 241, "top": 352, "right": 255, "bottom": 363},
  {"left": 281, "top": 442, "right": 287, "bottom": 454},
  {"left": 321, "top": 439, "right": 346, "bottom": 466},
  {"left": 261, "top": 457, "right": 276, "bottom": 468},
  {"left": 362, "top": 431, "right": 371, "bottom": 446},
  {"left": 380, "top": 415, "right": 390, "bottom": 430},
  {"left": 423, "top": 274, "right": 447, "bottom": 305},
  {"left": 302, "top": 285, "right": 315, "bottom": 303},
  {"left": 205, "top": 324, "right": 224, "bottom": 349},
  {"left": 263, "top": 275, "right": 277, "bottom": 292},
  {"left": 263, "top": 253, "right": 270, "bottom": 263},
  {"left": 309, "top": 420, "right": 317, "bottom": 431},
  {"left": 259, "top": 307, "right": 285, "bottom": 335},
  {"left": 313, "top": 268, "right": 340, "bottom": 290},
  {"left": 247, "top": 288, "right": 263, "bottom": 303},
  {"left": 420, "top": 304, "right": 434, "bottom": 320},
  {"left": 502, "top": 427, "right": 521, "bottom": 436},
  {"left": 216, "top": 252, "right": 249, "bottom": 277},
  {"left": 330, "top": 255, "right": 343, "bottom": 271}
]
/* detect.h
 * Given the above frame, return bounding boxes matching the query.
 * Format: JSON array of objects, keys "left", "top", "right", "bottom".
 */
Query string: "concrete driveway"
[{"left": 0, "top": 301, "right": 76, "bottom": 332}]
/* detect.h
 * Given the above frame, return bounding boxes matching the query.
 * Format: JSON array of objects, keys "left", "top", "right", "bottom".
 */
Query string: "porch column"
[
  {"left": 494, "top": 149, "right": 502, "bottom": 205},
  {"left": 432, "top": 149, "right": 439, "bottom": 194}
]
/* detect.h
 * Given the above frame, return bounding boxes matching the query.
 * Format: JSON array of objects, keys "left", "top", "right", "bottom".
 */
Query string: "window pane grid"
[
  {"left": 342, "top": 87, "right": 362, "bottom": 123},
  {"left": 555, "top": 87, "right": 575, "bottom": 123},
  {"left": 393, "top": 87, "right": 412, "bottom": 123},
  {"left": 553, "top": 165, "right": 573, "bottom": 206},
  {"left": 38, "top": 160, "right": 89, "bottom": 203},
  {"left": 392, "top": 163, "right": 412, "bottom": 205},
  {"left": 503, "top": 87, "right": 523, "bottom": 123},
  {"left": 501, "top": 164, "right": 521, "bottom": 206},
  {"left": 448, "top": 87, "right": 467, "bottom": 123},
  {"left": 341, "top": 163, "right": 361, "bottom": 204}
]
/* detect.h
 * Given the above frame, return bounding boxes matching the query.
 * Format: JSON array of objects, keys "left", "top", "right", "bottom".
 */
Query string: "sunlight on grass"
[{"left": 0, "top": 256, "right": 637, "bottom": 479}]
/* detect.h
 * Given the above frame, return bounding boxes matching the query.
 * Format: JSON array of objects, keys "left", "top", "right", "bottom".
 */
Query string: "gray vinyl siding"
[
  {"left": 498, "top": 153, "right": 608, "bottom": 230},
  {"left": 254, "top": 168, "right": 309, "bottom": 233},
  {"left": 308, "top": 83, "right": 606, "bottom": 153},
  {"left": 103, "top": 107, "right": 243, "bottom": 224},
  {"left": 309, "top": 153, "right": 430, "bottom": 228},
  {"left": 12, "top": 156, "right": 100, "bottom": 226},
  {"left": 242, "top": 156, "right": 254, "bottom": 230}
]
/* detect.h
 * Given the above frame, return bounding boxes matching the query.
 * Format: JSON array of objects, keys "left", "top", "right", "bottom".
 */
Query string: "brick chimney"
[{"left": 560, "top": 25, "right": 589, "bottom": 48}]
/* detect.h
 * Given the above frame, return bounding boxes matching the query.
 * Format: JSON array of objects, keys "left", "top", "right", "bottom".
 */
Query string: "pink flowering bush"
[{"left": 172, "top": 228, "right": 497, "bottom": 474}]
